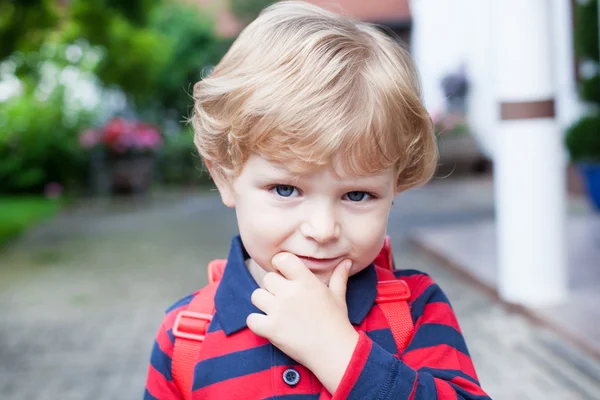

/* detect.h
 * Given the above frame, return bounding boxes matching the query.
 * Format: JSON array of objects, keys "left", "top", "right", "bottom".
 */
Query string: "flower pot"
[
  {"left": 578, "top": 162, "right": 600, "bottom": 211},
  {"left": 107, "top": 154, "right": 155, "bottom": 195}
]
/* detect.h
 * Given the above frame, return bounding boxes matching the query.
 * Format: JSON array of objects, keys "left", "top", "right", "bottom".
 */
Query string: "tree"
[
  {"left": 230, "top": 0, "right": 275, "bottom": 22},
  {"left": 0, "top": 0, "right": 60, "bottom": 60}
]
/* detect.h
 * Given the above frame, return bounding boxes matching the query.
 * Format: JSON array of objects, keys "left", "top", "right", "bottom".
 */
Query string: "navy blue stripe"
[
  {"left": 207, "top": 313, "right": 224, "bottom": 333},
  {"left": 418, "top": 367, "right": 480, "bottom": 386},
  {"left": 273, "top": 347, "right": 299, "bottom": 365},
  {"left": 263, "top": 396, "right": 320, "bottom": 400},
  {"left": 193, "top": 344, "right": 273, "bottom": 390},
  {"left": 143, "top": 389, "right": 159, "bottom": 400},
  {"left": 348, "top": 340, "right": 415, "bottom": 400},
  {"left": 394, "top": 269, "right": 429, "bottom": 278},
  {"left": 167, "top": 328, "right": 175, "bottom": 345},
  {"left": 449, "top": 381, "right": 491, "bottom": 400},
  {"left": 166, "top": 293, "right": 194, "bottom": 313},
  {"left": 409, "top": 283, "right": 450, "bottom": 324},
  {"left": 367, "top": 328, "right": 398, "bottom": 355},
  {"left": 413, "top": 371, "right": 438, "bottom": 400},
  {"left": 150, "top": 340, "right": 173, "bottom": 381},
  {"left": 404, "top": 323, "right": 470, "bottom": 356}
]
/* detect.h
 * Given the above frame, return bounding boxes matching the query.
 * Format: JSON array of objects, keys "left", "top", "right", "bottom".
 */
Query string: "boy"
[{"left": 145, "top": 1, "right": 490, "bottom": 399}]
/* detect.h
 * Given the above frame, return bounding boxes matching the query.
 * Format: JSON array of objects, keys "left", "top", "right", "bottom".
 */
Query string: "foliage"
[
  {"left": 0, "top": 0, "right": 230, "bottom": 196},
  {"left": 566, "top": 0, "right": 600, "bottom": 164},
  {"left": 0, "top": 0, "right": 60, "bottom": 60},
  {"left": 432, "top": 112, "right": 469, "bottom": 136},
  {"left": 156, "top": 128, "right": 213, "bottom": 187},
  {"left": 60, "top": 0, "right": 169, "bottom": 105},
  {"left": 230, "top": 0, "right": 275, "bottom": 22},
  {"left": 574, "top": 0, "right": 599, "bottom": 104},
  {"left": 148, "top": 1, "right": 234, "bottom": 120},
  {"left": 0, "top": 87, "right": 94, "bottom": 194},
  {"left": 565, "top": 114, "right": 600, "bottom": 162},
  {"left": 0, "top": 196, "right": 62, "bottom": 246}
]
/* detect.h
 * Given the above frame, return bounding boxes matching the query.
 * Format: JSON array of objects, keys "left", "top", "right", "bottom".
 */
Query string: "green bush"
[
  {"left": 0, "top": 88, "right": 93, "bottom": 194},
  {"left": 575, "top": 0, "right": 599, "bottom": 104},
  {"left": 148, "top": 2, "right": 234, "bottom": 121},
  {"left": 156, "top": 128, "right": 213, "bottom": 187},
  {"left": 565, "top": 114, "right": 600, "bottom": 162}
]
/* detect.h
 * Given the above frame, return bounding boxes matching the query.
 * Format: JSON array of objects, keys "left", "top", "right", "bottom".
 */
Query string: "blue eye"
[
  {"left": 346, "top": 191, "right": 370, "bottom": 202},
  {"left": 275, "top": 185, "right": 296, "bottom": 197}
]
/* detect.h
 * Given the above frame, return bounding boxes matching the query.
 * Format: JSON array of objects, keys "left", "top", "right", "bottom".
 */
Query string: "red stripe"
[
  {"left": 415, "top": 303, "right": 461, "bottom": 332},
  {"left": 402, "top": 344, "right": 477, "bottom": 381},
  {"left": 192, "top": 369, "right": 271, "bottom": 399},
  {"left": 362, "top": 305, "right": 392, "bottom": 331},
  {"left": 156, "top": 322, "right": 175, "bottom": 358},
  {"left": 332, "top": 331, "right": 372, "bottom": 399},
  {"left": 146, "top": 364, "right": 181, "bottom": 399},
  {"left": 198, "top": 329, "right": 269, "bottom": 361},
  {"left": 434, "top": 379, "right": 458, "bottom": 400},
  {"left": 273, "top": 365, "right": 315, "bottom": 395},
  {"left": 450, "top": 376, "right": 488, "bottom": 396},
  {"left": 191, "top": 366, "right": 317, "bottom": 399}
]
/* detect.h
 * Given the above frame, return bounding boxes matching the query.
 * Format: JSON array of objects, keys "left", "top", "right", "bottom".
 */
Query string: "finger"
[
  {"left": 251, "top": 288, "right": 274, "bottom": 314},
  {"left": 263, "top": 272, "right": 288, "bottom": 295},
  {"left": 246, "top": 313, "right": 271, "bottom": 339},
  {"left": 271, "top": 252, "right": 312, "bottom": 281},
  {"left": 328, "top": 259, "right": 352, "bottom": 302}
]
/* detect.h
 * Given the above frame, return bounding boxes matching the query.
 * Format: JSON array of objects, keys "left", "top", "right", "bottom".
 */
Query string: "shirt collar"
[{"left": 214, "top": 235, "right": 378, "bottom": 335}]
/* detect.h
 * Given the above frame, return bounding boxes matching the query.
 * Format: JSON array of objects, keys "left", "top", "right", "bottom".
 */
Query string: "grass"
[{"left": 0, "top": 197, "right": 62, "bottom": 246}]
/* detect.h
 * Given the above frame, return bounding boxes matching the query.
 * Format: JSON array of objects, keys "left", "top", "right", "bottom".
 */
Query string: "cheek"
[
  {"left": 234, "top": 194, "right": 296, "bottom": 271},
  {"left": 345, "top": 212, "right": 390, "bottom": 274}
]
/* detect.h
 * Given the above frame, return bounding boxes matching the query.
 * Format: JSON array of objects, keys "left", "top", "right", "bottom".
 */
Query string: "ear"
[{"left": 205, "top": 161, "right": 235, "bottom": 208}]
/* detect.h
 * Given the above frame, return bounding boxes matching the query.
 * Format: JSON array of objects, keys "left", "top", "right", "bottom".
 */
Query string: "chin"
[{"left": 314, "top": 272, "right": 333, "bottom": 287}]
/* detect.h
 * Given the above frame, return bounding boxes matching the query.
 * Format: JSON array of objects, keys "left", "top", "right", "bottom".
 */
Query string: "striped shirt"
[{"left": 145, "top": 236, "right": 490, "bottom": 399}]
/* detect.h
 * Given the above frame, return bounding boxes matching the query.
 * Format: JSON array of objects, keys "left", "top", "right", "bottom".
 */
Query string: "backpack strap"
[
  {"left": 375, "top": 267, "right": 414, "bottom": 354},
  {"left": 171, "top": 264, "right": 225, "bottom": 400},
  {"left": 207, "top": 259, "right": 227, "bottom": 284}
]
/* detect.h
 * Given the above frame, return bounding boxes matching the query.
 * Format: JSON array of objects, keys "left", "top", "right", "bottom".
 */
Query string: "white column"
[
  {"left": 491, "top": 0, "right": 567, "bottom": 307},
  {"left": 552, "top": 0, "right": 584, "bottom": 130}
]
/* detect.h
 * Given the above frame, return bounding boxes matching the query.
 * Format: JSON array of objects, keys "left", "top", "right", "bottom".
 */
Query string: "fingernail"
[{"left": 345, "top": 260, "right": 352, "bottom": 270}]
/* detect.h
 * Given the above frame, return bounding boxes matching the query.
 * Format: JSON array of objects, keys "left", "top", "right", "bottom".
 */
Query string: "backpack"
[{"left": 170, "top": 236, "right": 414, "bottom": 400}]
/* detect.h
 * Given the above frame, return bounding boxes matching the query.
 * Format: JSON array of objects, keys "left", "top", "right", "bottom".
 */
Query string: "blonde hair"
[{"left": 191, "top": 1, "right": 437, "bottom": 192}]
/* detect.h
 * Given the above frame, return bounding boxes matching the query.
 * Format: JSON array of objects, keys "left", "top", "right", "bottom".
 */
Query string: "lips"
[{"left": 295, "top": 255, "right": 342, "bottom": 270}]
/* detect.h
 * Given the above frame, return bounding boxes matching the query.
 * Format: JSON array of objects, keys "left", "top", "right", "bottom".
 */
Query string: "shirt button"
[{"left": 282, "top": 368, "right": 300, "bottom": 387}]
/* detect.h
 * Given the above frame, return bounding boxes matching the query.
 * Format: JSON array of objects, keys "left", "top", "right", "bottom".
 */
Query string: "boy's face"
[{"left": 214, "top": 154, "right": 396, "bottom": 286}]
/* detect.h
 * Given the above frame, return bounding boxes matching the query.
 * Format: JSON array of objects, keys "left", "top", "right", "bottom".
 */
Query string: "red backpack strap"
[
  {"left": 373, "top": 235, "right": 394, "bottom": 271},
  {"left": 375, "top": 267, "right": 414, "bottom": 355},
  {"left": 172, "top": 264, "right": 223, "bottom": 399},
  {"left": 207, "top": 259, "right": 227, "bottom": 284}
]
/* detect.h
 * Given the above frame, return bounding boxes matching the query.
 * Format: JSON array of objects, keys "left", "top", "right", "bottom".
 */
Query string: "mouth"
[{"left": 295, "top": 255, "right": 342, "bottom": 270}]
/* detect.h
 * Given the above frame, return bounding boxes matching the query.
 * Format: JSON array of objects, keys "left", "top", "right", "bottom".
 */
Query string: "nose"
[{"left": 299, "top": 201, "right": 340, "bottom": 244}]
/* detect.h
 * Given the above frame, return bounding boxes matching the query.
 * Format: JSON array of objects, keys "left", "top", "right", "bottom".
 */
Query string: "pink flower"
[{"left": 80, "top": 119, "right": 163, "bottom": 153}]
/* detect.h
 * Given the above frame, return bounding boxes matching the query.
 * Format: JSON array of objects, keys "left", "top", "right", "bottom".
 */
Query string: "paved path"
[{"left": 1, "top": 180, "right": 599, "bottom": 399}]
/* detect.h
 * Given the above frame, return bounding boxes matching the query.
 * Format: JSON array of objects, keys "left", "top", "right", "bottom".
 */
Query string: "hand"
[{"left": 247, "top": 253, "right": 359, "bottom": 394}]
